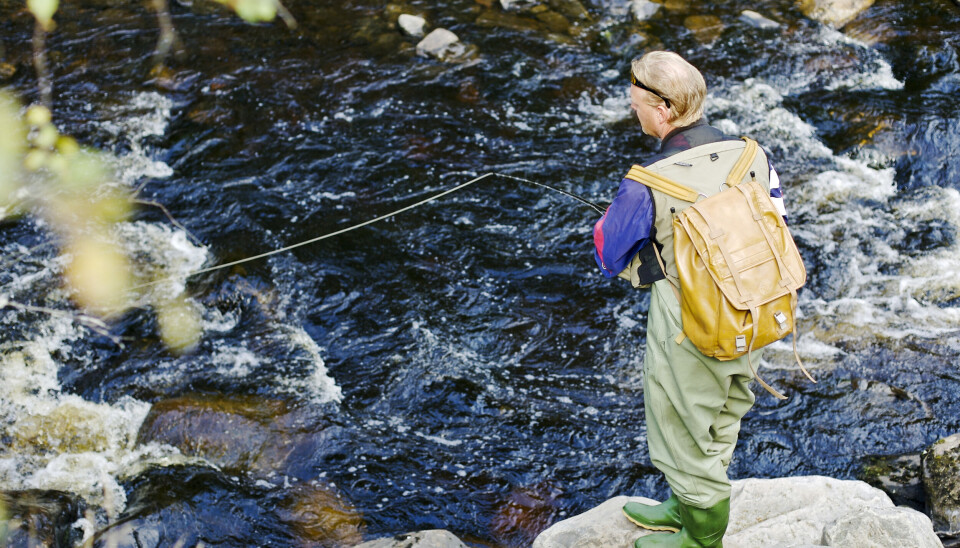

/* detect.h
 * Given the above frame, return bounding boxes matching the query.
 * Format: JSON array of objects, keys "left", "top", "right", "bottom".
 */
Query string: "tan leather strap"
[
  {"left": 624, "top": 137, "right": 760, "bottom": 200},
  {"left": 790, "top": 289, "right": 817, "bottom": 384},
  {"left": 725, "top": 137, "right": 759, "bottom": 188},
  {"left": 625, "top": 165, "right": 700, "bottom": 203},
  {"left": 746, "top": 307, "right": 788, "bottom": 400}
]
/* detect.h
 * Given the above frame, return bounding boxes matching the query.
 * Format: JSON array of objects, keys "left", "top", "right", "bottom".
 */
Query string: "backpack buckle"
[
  {"left": 774, "top": 311, "right": 787, "bottom": 331},
  {"left": 735, "top": 335, "right": 747, "bottom": 353}
]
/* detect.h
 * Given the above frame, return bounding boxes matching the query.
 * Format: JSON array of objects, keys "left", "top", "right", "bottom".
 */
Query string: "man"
[{"left": 593, "top": 51, "right": 787, "bottom": 547}]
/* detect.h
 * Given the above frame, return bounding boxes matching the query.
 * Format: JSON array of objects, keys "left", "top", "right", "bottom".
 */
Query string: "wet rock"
[
  {"left": 277, "top": 482, "right": 365, "bottom": 546},
  {"left": 740, "top": 10, "right": 780, "bottom": 30},
  {"left": 136, "top": 395, "right": 293, "bottom": 475},
  {"left": 922, "top": 433, "right": 960, "bottom": 533},
  {"left": 859, "top": 453, "right": 924, "bottom": 510},
  {"left": 798, "top": 0, "right": 876, "bottom": 28},
  {"left": 663, "top": 0, "right": 690, "bottom": 11},
  {"left": 398, "top": 14, "right": 427, "bottom": 37},
  {"left": 548, "top": 0, "right": 591, "bottom": 22},
  {"left": 632, "top": 0, "right": 660, "bottom": 21},
  {"left": 491, "top": 481, "right": 563, "bottom": 546},
  {"left": 476, "top": 10, "right": 544, "bottom": 33},
  {"left": 684, "top": 15, "right": 724, "bottom": 45},
  {"left": 531, "top": 494, "right": 659, "bottom": 548},
  {"left": 534, "top": 9, "right": 572, "bottom": 33},
  {"left": 416, "top": 28, "right": 471, "bottom": 62},
  {"left": 474, "top": 0, "right": 496, "bottom": 7},
  {"left": 355, "top": 529, "right": 468, "bottom": 547},
  {"left": 0, "top": 490, "right": 87, "bottom": 548},
  {"left": 0, "top": 62, "right": 15, "bottom": 80},
  {"left": 821, "top": 506, "right": 942, "bottom": 547},
  {"left": 500, "top": 0, "right": 540, "bottom": 11}
]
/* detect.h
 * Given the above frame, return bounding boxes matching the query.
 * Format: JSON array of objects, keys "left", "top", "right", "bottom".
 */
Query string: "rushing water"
[{"left": 2, "top": 0, "right": 960, "bottom": 545}]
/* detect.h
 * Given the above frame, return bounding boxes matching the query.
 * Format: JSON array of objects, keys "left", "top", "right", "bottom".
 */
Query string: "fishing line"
[{"left": 130, "top": 172, "right": 603, "bottom": 291}]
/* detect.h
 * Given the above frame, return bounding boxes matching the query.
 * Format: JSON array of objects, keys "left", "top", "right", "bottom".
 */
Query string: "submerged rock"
[
  {"left": 739, "top": 10, "right": 780, "bottom": 30},
  {"left": 922, "top": 433, "right": 960, "bottom": 533},
  {"left": 277, "top": 483, "right": 365, "bottom": 546},
  {"left": 684, "top": 15, "right": 724, "bottom": 45},
  {"left": 0, "top": 490, "right": 87, "bottom": 548},
  {"left": 136, "top": 395, "right": 292, "bottom": 475},
  {"left": 798, "top": 0, "right": 875, "bottom": 28},
  {"left": 355, "top": 529, "right": 468, "bottom": 547}
]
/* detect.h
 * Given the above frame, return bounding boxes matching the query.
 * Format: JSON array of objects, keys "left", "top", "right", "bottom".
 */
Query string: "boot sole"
[{"left": 621, "top": 509, "right": 681, "bottom": 533}]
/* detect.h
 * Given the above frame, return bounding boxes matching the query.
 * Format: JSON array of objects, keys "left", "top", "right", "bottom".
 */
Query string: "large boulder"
[
  {"left": 922, "top": 433, "right": 960, "bottom": 533},
  {"left": 532, "top": 476, "right": 942, "bottom": 548},
  {"left": 797, "top": 0, "right": 875, "bottom": 28},
  {"left": 726, "top": 475, "right": 894, "bottom": 545},
  {"left": 821, "top": 506, "right": 942, "bottom": 547}
]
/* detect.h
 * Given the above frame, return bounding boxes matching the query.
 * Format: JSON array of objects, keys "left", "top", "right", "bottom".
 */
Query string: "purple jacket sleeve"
[{"left": 593, "top": 178, "right": 654, "bottom": 278}]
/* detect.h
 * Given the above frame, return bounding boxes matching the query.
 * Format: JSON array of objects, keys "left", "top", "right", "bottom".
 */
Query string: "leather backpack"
[{"left": 623, "top": 138, "right": 815, "bottom": 399}]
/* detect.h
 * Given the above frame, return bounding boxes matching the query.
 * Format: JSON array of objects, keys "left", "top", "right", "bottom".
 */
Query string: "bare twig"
[
  {"left": 2, "top": 298, "right": 124, "bottom": 347},
  {"left": 275, "top": 0, "right": 297, "bottom": 29},
  {"left": 150, "top": 0, "right": 179, "bottom": 66},
  {"left": 32, "top": 23, "right": 52, "bottom": 109}
]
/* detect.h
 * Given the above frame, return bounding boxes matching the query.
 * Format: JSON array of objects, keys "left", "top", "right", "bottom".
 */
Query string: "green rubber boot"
[
  {"left": 622, "top": 494, "right": 681, "bottom": 532},
  {"left": 632, "top": 498, "right": 729, "bottom": 548}
]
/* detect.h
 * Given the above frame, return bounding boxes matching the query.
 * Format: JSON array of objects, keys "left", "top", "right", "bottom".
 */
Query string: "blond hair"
[{"left": 631, "top": 51, "right": 706, "bottom": 128}]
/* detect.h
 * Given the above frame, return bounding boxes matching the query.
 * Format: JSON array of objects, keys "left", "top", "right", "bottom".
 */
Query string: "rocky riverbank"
[{"left": 356, "top": 475, "right": 944, "bottom": 547}]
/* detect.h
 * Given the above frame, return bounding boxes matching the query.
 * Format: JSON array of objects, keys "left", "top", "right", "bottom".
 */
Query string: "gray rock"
[
  {"left": 415, "top": 29, "right": 466, "bottom": 61},
  {"left": 398, "top": 14, "right": 426, "bottom": 37},
  {"left": 739, "top": 10, "right": 780, "bottom": 30},
  {"left": 632, "top": 0, "right": 660, "bottom": 21},
  {"left": 726, "top": 476, "right": 893, "bottom": 547},
  {"left": 797, "top": 0, "right": 875, "bottom": 28},
  {"left": 532, "top": 476, "right": 941, "bottom": 548},
  {"left": 354, "top": 529, "right": 468, "bottom": 548},
  {"left": 923, "top": 433, "right": 960, "bottom": 533},
  {"left": 821, "top": 506, "right": 943, "bottom": 547},
  {"left": 531, "top": 495, "right": 661, "bottom": 548}
]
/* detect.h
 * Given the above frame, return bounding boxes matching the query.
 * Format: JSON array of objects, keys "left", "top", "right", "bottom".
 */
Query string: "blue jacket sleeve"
[{"left": 593, "top": 178, "right": 654, "bottom": 278}]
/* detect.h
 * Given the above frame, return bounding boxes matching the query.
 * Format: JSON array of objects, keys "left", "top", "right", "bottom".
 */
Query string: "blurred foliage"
[{"left": 0, "top": 0, "right": 293, "bottom": 351}]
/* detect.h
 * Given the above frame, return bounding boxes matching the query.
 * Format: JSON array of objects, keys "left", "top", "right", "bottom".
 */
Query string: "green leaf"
[{"left": 27, "top": 0, "right": 59, "bottom": 30}]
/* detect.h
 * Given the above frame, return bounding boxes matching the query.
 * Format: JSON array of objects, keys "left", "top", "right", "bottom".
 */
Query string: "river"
[{"left": 1, "top": 0, "right": 960, "bottom": 545}]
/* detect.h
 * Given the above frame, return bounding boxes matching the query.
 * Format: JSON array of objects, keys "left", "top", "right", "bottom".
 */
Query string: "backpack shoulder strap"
[
  {"left": 623, "top": 137, "right": 760, "bottom": 199},
  {"left": 725, "top": 137, "right": 759, "bottom": 188}
]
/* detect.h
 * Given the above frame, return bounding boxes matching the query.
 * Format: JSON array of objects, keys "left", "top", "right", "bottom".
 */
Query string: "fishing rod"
[{"left": 131, "top": 172, "right": 605, "bottom": 290}]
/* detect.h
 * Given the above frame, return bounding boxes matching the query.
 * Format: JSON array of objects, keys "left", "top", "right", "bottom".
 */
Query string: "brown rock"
[
  {"left": 798, "top": 0, "right": 876, "bottom": 28},
  {"left": 491, "top": 481, "right": 563, "bottom": 546},
  {"left": 278, "top": 483, "right": 365, "bottom": 545},
  {"left": 137, "top": 395, "right": 292, "bottom": 474},
  {"left": 684, "top": 15, "right": 724, "bottom": 44},
  {"left": 535, "top": 10, "right": 572, "bottom": 33},
  {"left": 0, "top": 62, "right": 16, "bottom": 80}
]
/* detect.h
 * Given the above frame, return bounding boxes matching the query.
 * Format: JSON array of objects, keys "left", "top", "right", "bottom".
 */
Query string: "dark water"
[{"left": 2, "top": 0, "right": 960, "bottom": 546}]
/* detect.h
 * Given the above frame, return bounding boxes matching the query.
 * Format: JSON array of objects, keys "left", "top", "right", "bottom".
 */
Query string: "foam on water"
[
  {"left": 0, "top": 313, "right": 182, "bottom": 517},
  {"left": 706, "top": 76, "right": 960, "bottom": 350},
  {"left": 98, "top": 91, "right": 175, "bottom": 186}
]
